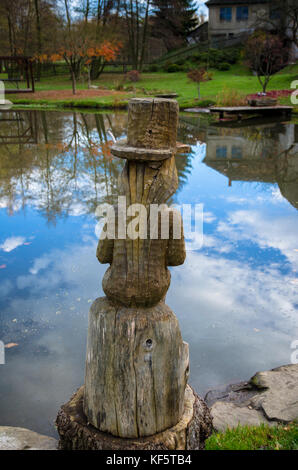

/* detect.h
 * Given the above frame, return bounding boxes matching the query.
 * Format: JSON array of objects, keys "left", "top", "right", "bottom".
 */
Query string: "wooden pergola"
[{"left": 0, "top": 56, "right": 35, "bottom": 94}]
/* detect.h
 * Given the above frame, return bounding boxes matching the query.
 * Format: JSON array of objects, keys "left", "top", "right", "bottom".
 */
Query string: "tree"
[
  {"left": 152, "top": 0, "right": 198, "bottom": 51},
  {"left": 187, "top": 68, "right": 212, "bottom": 99},
  {"left": 35, "top": 1, "right": 122, "bottom": 94},
  {"left": 245, "top": 31, "right": 288, "bottom": 93},
  {"left": 255, "top": 0, "right": 298, "bottom": 49},
  {"left": 37, "top": 36, "right": 121, "bottom": 94},
  {"left": 121, "top": 0, "right": 151, "bottom": 72}
]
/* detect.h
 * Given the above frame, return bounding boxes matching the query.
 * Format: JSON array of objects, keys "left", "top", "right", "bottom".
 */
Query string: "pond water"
[{"left": 0, "top": 110, "right": 297, "bottom": 438}]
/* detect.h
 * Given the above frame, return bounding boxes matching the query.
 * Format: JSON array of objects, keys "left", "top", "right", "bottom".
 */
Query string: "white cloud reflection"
[{"left": 0, "top": 236, "right": 26, "bottom": 252}]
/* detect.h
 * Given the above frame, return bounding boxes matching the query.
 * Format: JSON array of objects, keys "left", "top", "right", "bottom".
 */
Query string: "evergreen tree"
[{"left": 152, "top": 0, "right": 198, "bottom": 51}]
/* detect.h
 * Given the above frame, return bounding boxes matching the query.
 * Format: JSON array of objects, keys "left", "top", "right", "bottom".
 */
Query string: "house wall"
[{"left": 208, "top": 3, "right": 270, "bottom": 40}]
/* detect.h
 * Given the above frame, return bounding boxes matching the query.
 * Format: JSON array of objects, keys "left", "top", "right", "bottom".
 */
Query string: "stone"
[
  {"left": 84, "top": 298, "right": 189, "bottom": 438},
  {"left": 210, "top": 402, "right": 272, "bottom": 433},
  {"left": 0, "top": 426, "right": 58, "bottom": 450},
  {"left": 56, "top": 385, "right": 213, "bottom": 450},
  {"left": 249, "top": 364, "right": 298, "bottom": 423},
  {"left": 206, "top": 364, "right": 298, "bottom": 432}
]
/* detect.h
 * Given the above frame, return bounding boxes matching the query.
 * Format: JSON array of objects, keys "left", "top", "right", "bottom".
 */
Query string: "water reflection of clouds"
[
  {"left": 4, "top": 225, "right": 296, "bottom": 395},
  {"left": 217, "top": 209, "right": 298, "bottom": 269},
  {"left": 0, "top": 112, "right": 297, "bottom": 435},
  {"left": 0, "top": 236, "right": 27, "bottom": 252},
  {"left": 169, "top": 247, "right": 298, "bottom": 392}
]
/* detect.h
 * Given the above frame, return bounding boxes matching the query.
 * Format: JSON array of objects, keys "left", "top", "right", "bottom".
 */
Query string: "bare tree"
[
  {"left": 255, "top": 0, "right": 298, "bottom": 48},
  {"left": 245, "top": 31, "right": 288, "bottom": 93},
  {"left": 122, "top": 0, "right": 151, "bottom": 71}
]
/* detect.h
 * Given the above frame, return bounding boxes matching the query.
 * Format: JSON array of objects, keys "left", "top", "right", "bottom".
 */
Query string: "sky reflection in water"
[{"left": 0, "top": 110, "right": 297, "bottom": 437}]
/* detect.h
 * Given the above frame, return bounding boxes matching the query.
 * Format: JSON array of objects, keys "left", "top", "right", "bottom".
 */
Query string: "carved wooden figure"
[{"left": 56, "top": 99, "right": 212, "bottom": 450}]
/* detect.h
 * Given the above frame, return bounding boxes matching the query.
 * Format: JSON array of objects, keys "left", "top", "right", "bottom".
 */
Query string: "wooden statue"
[{"left": 56, "top": 99, "right": 212, "bottom": 450}]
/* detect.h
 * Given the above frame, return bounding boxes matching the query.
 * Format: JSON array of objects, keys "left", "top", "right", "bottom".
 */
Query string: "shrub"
[
  {"left": 224, "top": 48, "right": 241, "bottom": 64},
  {"left": 190, "top": 53, "right": 200, "bottom": 63},
  {"left": 183, "top": 61, "right": 193, "bottom": 72},
  {"left": 148, "top": 64, "right": 158, "bottom": 72},
  {"left": 126, "top": 70, "right": 140, "bottom": 82},
  {"left": 166, "top": 63, "right": 182, "bottom": 73},
  {"left": 114, "top": 81, "right": 125, "bottom": 91},
  {"left": 187, "top": 68, "right": 213, "bottom": 99},
  {"left": 197, "top": 99, "right": 216, "bottom": 108},
  {"left": 217, "top": 62, "right": 231, "bottom": 71},
  {"left": 216, "top": 87, "right": 247, "bottom": 106},
  {"left": 200, "top": 52, "right": 209, "bottom": 65}
]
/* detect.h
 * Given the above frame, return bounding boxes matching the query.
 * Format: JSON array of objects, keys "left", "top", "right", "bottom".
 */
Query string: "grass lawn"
[
  {"left": 8, "top": 63, "right": 298, "bottom": 110},
  {"left": 205, "top": 422, "right": 298, "bottom": 451}
]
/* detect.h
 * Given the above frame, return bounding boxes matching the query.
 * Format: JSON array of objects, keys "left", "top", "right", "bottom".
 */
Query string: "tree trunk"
[
  {"left": 87, "top": 65, "right": 91, "bottom": 89},
  {"left": 198, "top": 84, "right": 201, "bottom": 100},
  {"left": 71, "top": 69, "right": 76, "bottom": 95},
  {"left": 34, "top": 0, "right": 42, "bottom": 80}
]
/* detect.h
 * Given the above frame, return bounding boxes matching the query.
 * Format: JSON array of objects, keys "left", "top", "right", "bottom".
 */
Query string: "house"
[
  {"left": 203, "top": 122, "right": 298, "bottom": 209},
  {"left": 206, "top": 0, "right": 298, "bottom": 59},
  {"left": 188, "top": 22, "right": 209, "bottom": 44},
  {"left": 205, "top": 0, "right": 276, "bottom": 42}
]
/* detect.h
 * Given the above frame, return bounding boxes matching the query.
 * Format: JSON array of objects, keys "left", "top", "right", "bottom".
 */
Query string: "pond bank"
[
  {"left": 1, "top": 364, "right": 297, "bottom": 450},
  {"left": 10, "top": 98, "right": 204, "bottom": 112},
  {"left": 205, "top": 364, "right": 298, "bottom": 433}
]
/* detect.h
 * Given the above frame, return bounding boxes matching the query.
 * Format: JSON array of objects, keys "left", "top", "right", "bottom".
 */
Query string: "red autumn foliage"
[{"left": 126, "top": 70, "right": 141, "bottom": 83}]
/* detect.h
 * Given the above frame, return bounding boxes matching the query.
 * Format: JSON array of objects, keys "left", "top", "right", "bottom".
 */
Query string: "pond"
[{"left": 0, "top": 109, "right": 297, "bottom": 438}]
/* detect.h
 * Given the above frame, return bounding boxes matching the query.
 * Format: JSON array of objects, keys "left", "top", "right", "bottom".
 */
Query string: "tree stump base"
[{"left": 56, "top": 385, "right": 213, "bottom": 450}]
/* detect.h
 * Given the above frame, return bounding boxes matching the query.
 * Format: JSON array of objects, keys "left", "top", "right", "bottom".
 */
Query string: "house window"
[
  {"left": 231, "top": 146, "right": 242, "bottom": 159},
  {"left": 216, "top": 146, "right": 227, "bottom": 158},
  {"left": 236, "top": 6, "right": 249, "bottom": 21},
  {"left": 270, "top": 7, "right": 281, "bottom": 20},
  {"left": 220, "top": 7, "right": 232, "bottom": 22}
]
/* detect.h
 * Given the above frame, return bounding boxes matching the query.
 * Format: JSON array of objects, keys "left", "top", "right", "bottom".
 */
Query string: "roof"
[
  {"left": 188, "top": 21, "right": 209, "bottom": 36},
  {"left": 206, "top": 0, "right": 271, "bottom": 6}
]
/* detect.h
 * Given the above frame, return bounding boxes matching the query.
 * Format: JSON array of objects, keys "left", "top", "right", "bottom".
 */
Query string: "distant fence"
[{"left": 32, "top": 62, "right": 153, "bottom": 78}]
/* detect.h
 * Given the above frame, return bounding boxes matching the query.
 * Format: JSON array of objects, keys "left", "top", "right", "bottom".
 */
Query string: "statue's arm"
[
  {"left": 96, "top": 237, "right": 114, "bottom": 264},
  {"left": 166, "top": 209, "right": 186, "bottom": 267}
]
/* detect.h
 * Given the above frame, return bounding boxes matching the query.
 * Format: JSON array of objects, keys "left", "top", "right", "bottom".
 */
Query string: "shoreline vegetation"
[{"left": 7, "top": 64, "right": 298, "bottom": 113}]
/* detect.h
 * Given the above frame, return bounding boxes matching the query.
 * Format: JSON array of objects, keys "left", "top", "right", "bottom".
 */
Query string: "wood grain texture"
[
  {"left": 127, "top": 98, "right": 179, "bottom": 150},
  {"left": 84, "top": 298, "right": 189, "bottom": 438},
  {"left": 82, "top": 98, "right": 192, "bottom": 441},
  {"left": 97, "top": 157, "right": 185, "bottom": 308}
]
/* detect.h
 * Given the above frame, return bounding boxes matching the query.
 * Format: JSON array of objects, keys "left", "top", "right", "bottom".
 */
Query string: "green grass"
[
  {"left": 205, "top": 423, "right": 298, "bottom": 451},
  {"left": 9, "top": 62, "right": 298, "bottom": 110}
]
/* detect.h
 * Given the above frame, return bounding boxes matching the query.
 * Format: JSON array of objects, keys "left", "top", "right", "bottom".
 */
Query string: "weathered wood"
[
  {"left": 98, "top": 156, "right": 185, "bottom": 308},
  {"left": 84, "top": 298, "right": 189, "bottom": 438},
  {"left": 57, "top": 98, "right": 212, "bottom": 448},
  {"left": 82, "top": 98, "right": 191, "bottom": 440},
  {"left": 127, "top": 98, "right": 179, "bottom": 151},
  {"left": 57, "top": 385, "right": 213, "bottom": 450},
  {"left": 210, "top": 105, "right": 293, "bottom": 119}
]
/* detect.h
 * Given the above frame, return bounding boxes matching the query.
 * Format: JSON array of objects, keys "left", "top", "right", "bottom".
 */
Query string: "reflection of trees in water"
[
  {"left": 0, "top": 111, "right": 126, "bottom": 224},
  {"left": 174, "top": 114, "right": 208, "bottom": 198},
  {"left": 0, "top": 111, "right": 194, "bottom": 224}
]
